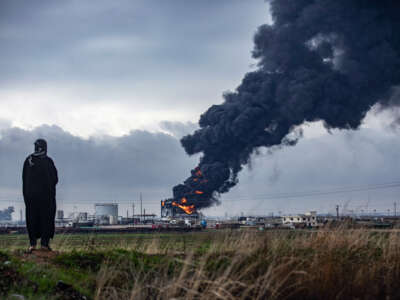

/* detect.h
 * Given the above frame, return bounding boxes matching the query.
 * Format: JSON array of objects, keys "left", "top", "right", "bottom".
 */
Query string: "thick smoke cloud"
[{"left": 172, "top": 0, "right": 400, "bottom": 210}]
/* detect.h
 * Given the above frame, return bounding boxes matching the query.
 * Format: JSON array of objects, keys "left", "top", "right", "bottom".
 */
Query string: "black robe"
[{"left": 22, "top": 154, "right": 58, "bottom": 242}]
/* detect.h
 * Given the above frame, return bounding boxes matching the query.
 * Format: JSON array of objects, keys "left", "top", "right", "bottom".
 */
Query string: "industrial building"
[
  {"left": 282, "top": 211, "right": 318, "bottom": 227},
  {"left": 94, "top": 203, "right": 119, "bottom": 225},
  {"left": 161, "top": 199, "right": 199, "bottom": 219}
]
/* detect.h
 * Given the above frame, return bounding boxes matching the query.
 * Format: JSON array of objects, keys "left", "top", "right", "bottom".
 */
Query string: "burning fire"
[
  {"left": 172, "top": 200, "right": 195, "bottom": 215},
  {"left": 166, "top": 166, "right": 207, "bottom": 215}
]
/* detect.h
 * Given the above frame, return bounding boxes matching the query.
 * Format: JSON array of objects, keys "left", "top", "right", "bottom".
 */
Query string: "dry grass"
[
  {"left": 88, "top": 229, "right": 400, "bottom": 299},
  {"left": 2, "top": 229, "right": 400, "bottom": 299}
]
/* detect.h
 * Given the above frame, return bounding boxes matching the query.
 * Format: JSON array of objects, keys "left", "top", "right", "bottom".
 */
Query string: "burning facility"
[
  {"left": 161, "top": 198, "right": 198, "bottom": 218},
  {"left": 162, "top": 166, "right": 208, "bottom": 218}
]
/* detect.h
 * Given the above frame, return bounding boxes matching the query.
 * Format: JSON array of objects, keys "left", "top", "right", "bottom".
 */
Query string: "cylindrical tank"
[
  {"left": 109, "top": 215, "right": 118, "bottom": 225},
  {"left": 56, "top": 210, "right": 64, "bottom": 219},
  {"left": 94, "top": 203, "right": 118, "bottom": 219}
]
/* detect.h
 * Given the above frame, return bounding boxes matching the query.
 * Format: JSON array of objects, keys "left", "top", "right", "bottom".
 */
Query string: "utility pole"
[
  {"left": 140, "top": 193, "right": 143, "bottom": 221},
  {"left": 336, "top": 205, "right": 339, "bottom": 220},
  {"left": 132, "top": 203, "right": 135, "bottom": 218},
  {"left": 394, "top": 202, "right": 397, "bottom": 217}
]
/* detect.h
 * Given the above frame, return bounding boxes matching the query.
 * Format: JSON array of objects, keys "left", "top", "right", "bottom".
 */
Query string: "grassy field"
[{"left": 1, "top": 229, "right": 400, "bottom": 299}]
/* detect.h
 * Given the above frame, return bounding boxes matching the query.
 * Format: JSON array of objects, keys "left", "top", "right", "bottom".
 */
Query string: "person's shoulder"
[{"left": 45, "top": 156, "right": 55, "bottom": 164}]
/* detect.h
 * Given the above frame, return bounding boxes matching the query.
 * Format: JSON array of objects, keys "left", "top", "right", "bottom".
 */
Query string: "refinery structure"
[
  {"left": 94, "top": 203, "right": 119, "bottom": 225},
  {"left": 1, "top": 202, "right": 400, "bottom": 233},
  {"left": 1, "top": 195, "right": 400, "bottom": 232},
  {"left": 161, "top": 199, "right": 198, "bottom": 219}
]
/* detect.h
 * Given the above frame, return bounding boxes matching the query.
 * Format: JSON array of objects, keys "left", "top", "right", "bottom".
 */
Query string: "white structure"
[
  {"left": 109, "top": 215, "right": 118, "bottom": 225},
  {"left": 282, "top": 211, "right": 317, "bottom": 227},
  {"left": 94, "top": 203, "right": 118, "bottom": 220},
  {"left": 78, "top": 212, "right": 88, "bottom": 222}
]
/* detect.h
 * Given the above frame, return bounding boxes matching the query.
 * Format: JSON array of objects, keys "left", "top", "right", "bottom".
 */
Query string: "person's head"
[{"left": 34, "top": 139, "right": 47, "bottom": 154}]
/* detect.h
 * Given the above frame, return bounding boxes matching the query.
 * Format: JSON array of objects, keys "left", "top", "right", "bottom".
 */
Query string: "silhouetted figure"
[{"left": 23, "top": 139, "right": 58, "bottom": 252}]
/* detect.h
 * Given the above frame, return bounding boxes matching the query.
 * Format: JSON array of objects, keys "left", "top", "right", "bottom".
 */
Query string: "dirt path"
[{"left": 17, "top": 248, "right": 60, "bottom": 265}]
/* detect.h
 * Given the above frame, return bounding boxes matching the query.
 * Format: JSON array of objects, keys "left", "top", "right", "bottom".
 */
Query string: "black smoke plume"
[{"left": 170, "top": 0, "right": 400, "bottom": 210}]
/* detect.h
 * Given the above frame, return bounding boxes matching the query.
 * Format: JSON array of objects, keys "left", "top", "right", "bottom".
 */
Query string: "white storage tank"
[
  {"left": 109, "top": 215, "right": 118, "bottom": 225},
  {"left": 94, "top": 203, "right": 118, "bottom": 219}
]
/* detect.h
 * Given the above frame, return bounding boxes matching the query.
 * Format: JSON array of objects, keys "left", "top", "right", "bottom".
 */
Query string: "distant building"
[
  {"left": 56, "top": 210, "right": 64, "bottom": 220},
  {"left": 95, "top": 203, "right": 118, "bottom": 218},
  {"left": 282, "top": 211, "right": 318, "bottom": 227},
  {"left": 0, "top": 207, "right": 14, "bottom": 221},
  {"left": 94, "top": 203, "right": 119, "bottom": 225}
]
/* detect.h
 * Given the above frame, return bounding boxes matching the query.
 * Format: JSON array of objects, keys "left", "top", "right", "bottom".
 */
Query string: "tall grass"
[
  {"left": 90, "top": 229, "right": 400, "bottom": 299},
  {"left": 3, "top": 229, "right": 400, "bottom": 299}
]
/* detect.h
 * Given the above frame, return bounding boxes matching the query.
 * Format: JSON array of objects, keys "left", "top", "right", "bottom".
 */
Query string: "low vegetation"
[{"left": 0, "top": 229, "right": 400, "bottom": 299}]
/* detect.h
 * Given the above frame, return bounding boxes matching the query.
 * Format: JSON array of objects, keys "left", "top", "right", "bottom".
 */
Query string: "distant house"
[{"left": 282, "top": 211, "right": 318, "bottom": 227}]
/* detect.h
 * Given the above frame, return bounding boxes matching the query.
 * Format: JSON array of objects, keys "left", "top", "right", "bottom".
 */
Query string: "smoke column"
[{"left": 171, "top": 0, "right": 400, "bottom": 210}]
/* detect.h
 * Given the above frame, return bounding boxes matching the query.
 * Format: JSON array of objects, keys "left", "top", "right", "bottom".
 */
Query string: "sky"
[{"left": 1, "top": 0, "right": 400, "bottom": 219}]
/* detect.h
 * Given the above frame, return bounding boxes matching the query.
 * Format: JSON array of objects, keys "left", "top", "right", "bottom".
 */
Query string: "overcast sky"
[
  {"left": 0, "top": 0, "right": 269, "bottom": 136},
  {"left": 1, "top": 0, "right": 399, "bottom": 219}
]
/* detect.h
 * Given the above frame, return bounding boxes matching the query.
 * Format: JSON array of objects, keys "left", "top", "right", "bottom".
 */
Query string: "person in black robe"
[{"left": 22, "top": 139, "right": 58, "bottom": 252}]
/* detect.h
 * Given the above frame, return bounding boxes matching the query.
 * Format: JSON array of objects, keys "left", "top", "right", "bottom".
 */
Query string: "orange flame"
[
  {"left": 172, "top": 201, "right": 195, "bottom": 215},
  {"left": 194, "top": 190, "right": 204, "bottom": 195},
  {"left": 181, "top": 197, "right": 187, "bottom": 204},
  {"left": 195, "top": 169, "right": 202, "bottom": 177}
]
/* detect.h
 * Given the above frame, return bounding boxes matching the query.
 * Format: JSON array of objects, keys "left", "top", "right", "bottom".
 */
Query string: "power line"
[{"left": 221, "top": 181, "right": 400, "bottom": 202}]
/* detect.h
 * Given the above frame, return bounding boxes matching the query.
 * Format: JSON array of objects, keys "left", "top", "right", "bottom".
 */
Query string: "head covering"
[{"left": 33, "top": 139, "right": 47, "bottom": 156}]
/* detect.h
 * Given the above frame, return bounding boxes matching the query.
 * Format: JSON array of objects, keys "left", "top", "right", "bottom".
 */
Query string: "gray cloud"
[
  {"left": 209, "top": 125, "right": 400, "bottom": 216},
  {"left": 0, "top": 0, "right": 270, "bottom": 137},
  {"left": 0, "top": 119, "right": 11, "bottom": 130},
  {"left": 0, "top": 0, "right": 269, "bottom": 85},
  {"left": 159, "top": 121, "right": 198, "bottom": 139}
]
